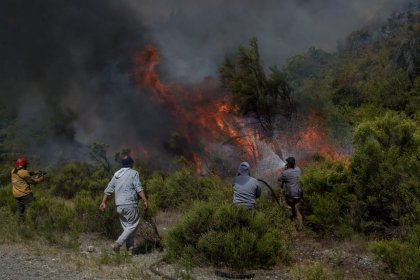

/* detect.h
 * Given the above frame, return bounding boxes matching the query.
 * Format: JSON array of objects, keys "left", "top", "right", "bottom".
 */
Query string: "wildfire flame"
[
  {"left": 295, "top": 112, "right": 348, "bottom": 163},
  {"left": 133, "top": 45, "right": 261, "bottom": 171},
  {"left": 132, "top": 45, "right": 347, "bottom": 172}
]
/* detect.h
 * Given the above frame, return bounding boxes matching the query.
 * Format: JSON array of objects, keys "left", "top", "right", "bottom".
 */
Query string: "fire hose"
[{"left": 257, "top": 178, "right": 282, "bottom": 209}]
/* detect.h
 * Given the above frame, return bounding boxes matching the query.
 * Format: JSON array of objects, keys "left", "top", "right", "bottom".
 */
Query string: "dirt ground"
[{"left": 0, "top": 211, "right": 391, "bottom": 280}]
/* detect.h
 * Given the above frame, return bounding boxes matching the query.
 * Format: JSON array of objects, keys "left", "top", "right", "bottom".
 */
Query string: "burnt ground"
[{"left": 0, "top": 211, "right": 393, "bottom": 280}]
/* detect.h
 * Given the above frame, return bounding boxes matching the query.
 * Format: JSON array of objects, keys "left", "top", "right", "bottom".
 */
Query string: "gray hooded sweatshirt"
[
  {"left": 232, "top": 162, "right": 261, "bottom": 209},
  {"left": 104, "top": 168, "right": 143, "bottom": 207}
]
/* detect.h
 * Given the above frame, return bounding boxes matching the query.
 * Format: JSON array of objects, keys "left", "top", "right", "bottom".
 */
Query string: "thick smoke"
[
  {"left": 129, "top": 0, "right": 413, "bottom": 82},
  {"left": 0, "top": 0, "right": 413, "bottom": 165},
  {"left": 0, "top": 0, "right": 175, "bottom": 163}
]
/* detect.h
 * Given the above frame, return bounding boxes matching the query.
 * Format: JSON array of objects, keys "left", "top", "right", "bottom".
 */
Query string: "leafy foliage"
[
  {"left": 350, "top": 112, "right": 420, "bottom": 231},
  {"left": 146, "top": 167, "right": 223, "bottom": 210},
  {"left": 301, "top": 160, "right": 353, "bottom": 237},
  {"left": 51, "top": 162, "right": 109, "bottom": 198},
  {"left": 165, "top": 201, "right": 292, "bottom": 270}
]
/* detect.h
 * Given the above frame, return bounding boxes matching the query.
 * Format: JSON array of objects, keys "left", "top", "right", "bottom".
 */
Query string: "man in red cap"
[{"left": 11, "top": 156, "right": 45, "bottom": 219}]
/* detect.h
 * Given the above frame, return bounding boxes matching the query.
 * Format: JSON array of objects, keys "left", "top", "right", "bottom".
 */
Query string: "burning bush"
[
  {"left": 301, "top": 112, "right": 419, "bottom": 237},
  {"left": 164, "top": 201, "right": 292, "bottom": 270}
]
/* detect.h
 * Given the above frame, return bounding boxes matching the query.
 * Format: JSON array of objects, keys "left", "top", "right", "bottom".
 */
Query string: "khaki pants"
[{"left": 286, "top": 197, "right": 303, "bottom": 231}]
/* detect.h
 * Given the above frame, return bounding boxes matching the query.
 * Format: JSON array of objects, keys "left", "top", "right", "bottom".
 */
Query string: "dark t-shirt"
[{"left": 279, "top": 167, "right": 302, "bottom": 199}]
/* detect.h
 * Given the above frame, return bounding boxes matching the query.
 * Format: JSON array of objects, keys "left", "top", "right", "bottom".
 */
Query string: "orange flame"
[
  {"left": 296, "top": 112, "right": 348, "bottom": 163},
  {"left": 133, "top": 46, "right": 347, "bottom": 171},
  {"left": 133, "top": 45, "right": 260, "bottom": 171}
]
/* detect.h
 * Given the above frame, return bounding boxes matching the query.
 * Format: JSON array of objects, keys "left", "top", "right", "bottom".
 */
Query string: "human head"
[
  {"left": 237, "top": 161, "right": 250, "bottom": 176},
  {"left": 285, "top": 157, "right": 296, "bottom": 168},
  {"left": 121, "top": 155, "right": 134, "bottom": 168},
  {"left": 16, "top": 156, "right": 28, "bottom": 169}
]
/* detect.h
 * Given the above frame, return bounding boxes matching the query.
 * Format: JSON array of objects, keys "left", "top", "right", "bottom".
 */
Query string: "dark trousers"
[
  {"left": 16, "top": 193, "right": 34, "bottom": 219},
  {"left": 286, "top": 197, "right": 303, "bottom": 231}
]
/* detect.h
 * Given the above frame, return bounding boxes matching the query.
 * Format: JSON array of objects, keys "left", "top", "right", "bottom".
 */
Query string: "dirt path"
[
  {"left": 0, "top": 236, "right": 386, "bottom": 280},
  {"left": 0, "top": 211, "right": 388, "bottom": 280},
  {"left": 0, "top": 244, "right": 96, "bottom": 280}
]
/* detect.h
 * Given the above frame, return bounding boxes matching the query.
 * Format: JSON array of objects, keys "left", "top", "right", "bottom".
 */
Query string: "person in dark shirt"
[{"left": 279, "top": 157, "right": 303, "bottom": 231}]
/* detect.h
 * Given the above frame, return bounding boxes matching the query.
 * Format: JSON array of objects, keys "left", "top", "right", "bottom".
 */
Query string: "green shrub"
[
  {"left": 165, "top": 201, "right": 292, "bottom": 270},
  {"left": 350, "top": 112, "right": 420, "bottom": 232},
  {"left": 146, "top": 168, "right": 222, "bottom": 210},
  {"left": 370, "top": 226, "right": 420, "bottom": 280},
  {"left": 25, "top": 197, "right": 74, "bottom": 233},
  {"left": 0, "top": 185, "right": 15, "bottom": 212},
  {"left": 51, "top": 162, "right": 109, "bottom": 198},
  {"left": 73, "top": 191, "right": 120, "bottom": 238},
  {"left": 292, "top": 262, "right": 334, "bottom": 280},
  {"left": 301, "top": 160, "right": 353, "bottom": 237}
]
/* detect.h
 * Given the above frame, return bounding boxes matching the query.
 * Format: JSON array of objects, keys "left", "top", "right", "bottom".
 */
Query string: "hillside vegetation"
[{"left": 0, "top": 5, "right": 419, "bottom": 280}]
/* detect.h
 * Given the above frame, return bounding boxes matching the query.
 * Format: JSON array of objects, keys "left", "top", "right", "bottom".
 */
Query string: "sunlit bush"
[
  {"left": 301, "top": 159, "right": 354, "bottom": 237},
  {"left": 165, "top": 201, "right": 292, "bottom": 270}
]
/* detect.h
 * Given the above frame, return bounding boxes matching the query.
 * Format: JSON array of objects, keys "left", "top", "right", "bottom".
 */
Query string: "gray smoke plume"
[
  {"left": 0, "top": 0, "right": 413, "bottom": 165},
  {"left": 129, "top": 0, "right": 413, "bottom": 82}
]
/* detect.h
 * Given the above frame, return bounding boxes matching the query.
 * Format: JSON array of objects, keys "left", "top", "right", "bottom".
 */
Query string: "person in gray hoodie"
[
  {"left": 233, "top": 162, "right": 261, "bottom": 209},
  {"left": 99, "top": 155, "right": 148, "bottom": 253},
  {"left": 279, "top": 157, "right": 303, "bottom": 231}
]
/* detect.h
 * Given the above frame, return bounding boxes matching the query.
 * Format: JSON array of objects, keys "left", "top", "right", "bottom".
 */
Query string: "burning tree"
[{"left": 219, "top": 37, "right": 295, "bottom": 134}]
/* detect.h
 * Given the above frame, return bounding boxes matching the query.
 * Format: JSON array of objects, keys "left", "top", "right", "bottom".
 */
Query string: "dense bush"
[
  {"left": 300, "top": 160, "right": 354, "bottom": 237},
  {"left": 350, "top": 112, "right": 420, "bottom": 232},
  {"left": 300, "top": 112, "right": 419, "bottom": 236},
  {"left": 0, "top": 186, "right": 15, "bottom": 211},
  {"left": 146, "top": 168, "right": 222, "bottom": 210},
  {"left": 165, "top": 201, "right": 292, "bottom": 270},
  {"left": 73, "top": 190, "right": 121, "bottom": 238},
  {"left": 51, "top": 162, "right": 110, "bottom": 198},
  {"left": 370, "top": 226, "right": 420, "bottom": 280}
]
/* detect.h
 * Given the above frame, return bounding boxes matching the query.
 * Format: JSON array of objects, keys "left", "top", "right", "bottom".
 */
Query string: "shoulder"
[
  {"left": 129, "top": 169, "right": 140, "bottom": 177},
  {"left": 250, "top": 177, "right": 259, "bottom": 186},
  {"left": 17, "top": 169, "right": 30, "bottom": 178}
]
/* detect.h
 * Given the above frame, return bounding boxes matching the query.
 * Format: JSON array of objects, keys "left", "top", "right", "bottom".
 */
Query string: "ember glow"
[{"left": 133, "top": 45, "right": 347, "bottom": 172}]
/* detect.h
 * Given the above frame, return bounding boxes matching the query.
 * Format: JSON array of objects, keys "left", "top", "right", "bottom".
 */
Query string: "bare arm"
[
  {"left": 99, "top": 193, "right": 109, "bottom": 212},
  {"left": 138, "top": 191, "right": 148, "bottom": 209}
]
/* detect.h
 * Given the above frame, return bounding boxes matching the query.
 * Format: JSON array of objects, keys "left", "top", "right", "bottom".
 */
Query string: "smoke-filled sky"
[
  {"left": 130, "top": 0, "right": 413, "bottom": 82},
  {"left": 0, "top": 0, "right": 413, "bottom": 161}
]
